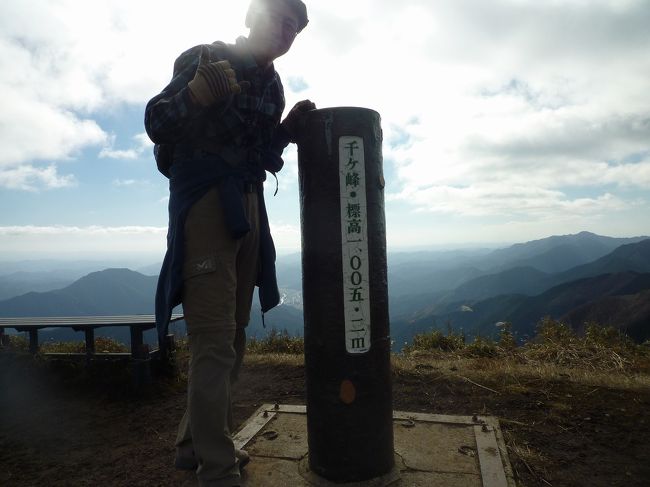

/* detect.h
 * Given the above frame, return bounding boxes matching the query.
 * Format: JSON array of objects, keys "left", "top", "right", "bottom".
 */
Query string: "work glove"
[
  {"left": 187, "top": 45, "right": 249, "bottom": 107},
  {"left": 281, "top": 99, "right": 316, "bottom": 142}
]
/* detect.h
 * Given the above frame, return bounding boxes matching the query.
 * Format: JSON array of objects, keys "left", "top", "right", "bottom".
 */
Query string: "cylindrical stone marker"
[{"left": 296, "top": 107, "right": 394, "bottom": 482}]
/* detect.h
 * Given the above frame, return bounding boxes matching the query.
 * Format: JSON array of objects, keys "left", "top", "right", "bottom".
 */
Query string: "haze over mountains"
[{"left": 1, "top": 232, "right": 649, "bottom": 348}]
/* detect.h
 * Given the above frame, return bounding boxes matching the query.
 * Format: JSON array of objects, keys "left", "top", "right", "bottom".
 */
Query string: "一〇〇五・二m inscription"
[{"left": 339, "top": 136, "right": 370, "bottom": 354}]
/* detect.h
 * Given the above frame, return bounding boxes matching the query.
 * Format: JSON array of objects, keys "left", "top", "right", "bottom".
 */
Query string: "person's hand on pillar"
[
  {"left": 187, "top": 45, "right": 250, "bottom": 107},
  {"left": 281, "top": 99, "right": 316, "bottom": 143}
]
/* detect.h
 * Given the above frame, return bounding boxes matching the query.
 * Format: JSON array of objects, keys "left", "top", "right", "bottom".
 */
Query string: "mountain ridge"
[{"left": 2, "top": 232, "right": 649, "bottom": 347}]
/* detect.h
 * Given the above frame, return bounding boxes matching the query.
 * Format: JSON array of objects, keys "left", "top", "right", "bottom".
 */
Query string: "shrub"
[
  {"left": 521, "top": 318, "right": 648, "bottom": 371},
  {"left": 5, "top": 334, "right": 28, "bottom": 351},
  {"left": 498, "top": 322, "right": 517, "bottom": 352},
  {"left": 403, "top": 329, "right": 465, "bottom": 353},
  {"left": 40, "top": 337, "right": 128, "bottom": 354},
  {"left": 40, "top": 341, "right": 86, "bottom": 353},
  {"left": 94, "top": 337, "right": 129, "bottom": 353},
  {"left": 584, "top": 322, "right": 633, "bottom": 349},
  {"left": 465, "top": 336, "right": 499, "bottom": 357},
  {"left": 247, "top": 329, "right": 304, "bottom": 355},
  {"left": 534, "top": 316, "right": 575, "bottom": 344}
]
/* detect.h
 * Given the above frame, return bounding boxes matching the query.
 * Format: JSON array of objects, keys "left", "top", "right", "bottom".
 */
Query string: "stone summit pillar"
[{"left": 296, "top": 107, "right": 395, "bottom": 483}]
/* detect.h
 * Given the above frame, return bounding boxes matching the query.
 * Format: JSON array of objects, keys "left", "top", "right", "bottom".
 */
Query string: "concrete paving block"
[
  {"left": 394, "top": 422, "right": 478, "bottom": 474},
  {"left": 247, "top": 412, "right": 309, "bottom": 461},
  {"left": 236, "top": 404, "right": 515, "bottom": 487}
]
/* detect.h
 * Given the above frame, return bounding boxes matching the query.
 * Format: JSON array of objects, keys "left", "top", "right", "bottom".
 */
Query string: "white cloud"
[
  {"left": 0, "top": 225, "right": 166, "bottom": 236},
  {"left": 134, "top": 132, "right": 154, "bottom": 152},
  {"left": 0, "top": 0, "right": 247, "bottom": 188},
  {"left": 281, "top": 0, "right": 650, "bottom": 202},
  {"left": 390, "top": 184, "right": 628, "bottom": 218},
  {"left": 113, "top": 179, "right": 136, "bottom": 187},
  {"left": 362, "top": 3, "right": 650, "bottom": 228},
  {"left": 112, "top": 178, "right": 154, "bottom": 188},
  {"left": 100, "top": 132, "right": 154, "bottom": 160},
  {"left": 287, "top": 76, "right": 309, "bottom": 93},
  {"left": 0, "top": 225, "right": 167, "bottom": 256},
  {"left": 269, "top": 221, "right": 301, "bottom": 253},
  {"left": 100, "top": 149, "right": 138, "bottom": 160},
  {"left": 1, "top": 0, "right": 649, "bottom": 246},
  {"left": 0, "top": 91, "right": 106, "bottom": 168},
  {"left": 0, "top": 165, "right": 77, "bottom": 191}
]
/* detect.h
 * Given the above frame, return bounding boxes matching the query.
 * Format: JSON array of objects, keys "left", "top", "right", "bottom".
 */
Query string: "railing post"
[
  {"left": 84, "top": 328, "right": 95, "bottom": 363},
  {"left": 296, "top": 107, "right": 395, "bottom": 483},
  {"left": 28, "top": 329, "right": 39, "bottom": 354},
  {"left": 130, "top": 325, "right": 151, "bottom": 388}
]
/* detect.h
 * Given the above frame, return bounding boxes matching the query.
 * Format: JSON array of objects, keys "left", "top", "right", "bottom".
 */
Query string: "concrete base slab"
[{"left": 234, "top": 405, "right": 515, "bottom": 487}]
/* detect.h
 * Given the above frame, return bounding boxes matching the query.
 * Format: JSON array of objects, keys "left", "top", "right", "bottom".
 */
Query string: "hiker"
[{"left": 144, "top": 0, "right": 313, "bottom": 485}]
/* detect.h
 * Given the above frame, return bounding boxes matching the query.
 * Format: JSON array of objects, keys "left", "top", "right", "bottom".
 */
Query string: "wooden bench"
[{"left": 0, "top": 314, "right": 184, "bottom": 387}]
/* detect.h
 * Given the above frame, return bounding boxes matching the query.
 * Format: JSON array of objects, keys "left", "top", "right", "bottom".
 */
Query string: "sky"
[{"left": 0, "top": 0, "right": 649, "bottom": 262}]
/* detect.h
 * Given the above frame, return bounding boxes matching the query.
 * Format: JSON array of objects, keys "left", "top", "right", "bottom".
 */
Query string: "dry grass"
[
  {"left": 245, "top": 353, "right": 304, "bottom": 367},
  {"left": 504, "top": 430, "right": 552, "bottom": 485},
  {"left": 391, "top": 319, "right": 650, "bottom": 395},
  {"left": 6, "top": 318, "right": 649, "bottom": 393},
  {"left": 395, "top": 318, "right": 650, "bottom": 388},
  {"left": 393, "top": 351, "right": 650, "bottom": 393}
]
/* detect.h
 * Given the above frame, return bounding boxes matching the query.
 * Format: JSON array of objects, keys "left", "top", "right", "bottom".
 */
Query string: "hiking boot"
[
  {"left": 174, "top": 448, "right": 250, "bottom": 472},
  {"left": 174, "top": 450, "right": 197, "bottom": 471},
  {"left": 235, "top": 449, "right": 250, "bottom": 470},
  {"left": 174, "top": 442, "right": 197, "bottom": 471}
]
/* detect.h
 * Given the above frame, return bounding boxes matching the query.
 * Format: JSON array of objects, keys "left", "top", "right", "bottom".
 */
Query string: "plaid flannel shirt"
[{"left": 144, "top": 36, "right": 290, "bottom": 178}]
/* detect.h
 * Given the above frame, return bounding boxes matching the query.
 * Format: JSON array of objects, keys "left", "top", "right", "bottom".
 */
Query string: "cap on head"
[{"left": 246, "top": 0, "right": 309, "bottom": 33}]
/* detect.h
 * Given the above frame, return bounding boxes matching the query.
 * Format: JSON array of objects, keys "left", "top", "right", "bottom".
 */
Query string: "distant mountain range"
[
  {"left": 0, "top": 271, "right": 79, "bottom": 301},
  {"left": 0, "top": 258, "right": 162, "bottom": 301},
  {"left": 0, "top": 268, "right": 303, "bottom": 345},
  {"left": 390, "top": 236, "right": 650, "bottom": 346},
  {"left": 0, "top": 269, "right": 157, "bottom": 317},
  {"left": 391, "top": 270, "right": 650, "bottom": 346},
  {"left": 1, "top": 232, "right": 649, "bottom": 347}
]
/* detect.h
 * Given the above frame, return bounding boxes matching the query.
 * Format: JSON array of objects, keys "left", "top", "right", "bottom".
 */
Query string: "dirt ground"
[{"left": 1, "top": 351, "right": 649, "bottom": 487}]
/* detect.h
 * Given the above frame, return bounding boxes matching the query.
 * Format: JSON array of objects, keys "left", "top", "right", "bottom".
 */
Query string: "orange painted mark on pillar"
[{"left": 339, "top": 379, "right": 356, "bottom": 404}]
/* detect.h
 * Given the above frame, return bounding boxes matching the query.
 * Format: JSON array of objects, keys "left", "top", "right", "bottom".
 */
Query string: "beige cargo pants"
[{"left": 175, "top": 185, "right": 259, "bottom": 487}]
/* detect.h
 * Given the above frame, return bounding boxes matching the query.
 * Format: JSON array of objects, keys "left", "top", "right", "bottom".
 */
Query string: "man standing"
[{"left": 144, "top": 1, "right": 313, "bottom": 485}]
